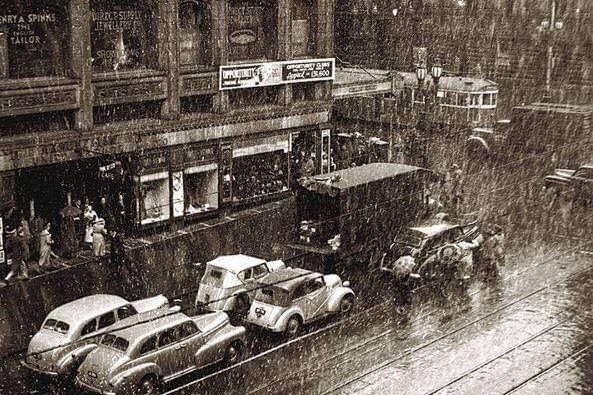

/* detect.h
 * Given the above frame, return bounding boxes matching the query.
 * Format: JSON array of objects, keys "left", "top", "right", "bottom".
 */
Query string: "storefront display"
[
  {"left": 179, "top": 0, "right": 211, "bottom": 67},
  {"left": 184, "top": 163, "right": 218, "bottom": 214},
  {"left": 90, "top": 0, "right": 156, "bottom": 72},
  {"left": 0, "top": 0, "right": 69, "bottom": 78},
  {"left": 138, "top": 171, "right": 170, "bottom": 225},
  {"left": 232, "top": 134, "right": 289, "bottom": 202}
]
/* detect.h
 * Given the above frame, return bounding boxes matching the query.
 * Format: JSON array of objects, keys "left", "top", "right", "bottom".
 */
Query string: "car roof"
[
  {"left": 46, "top": 294, "right": 128, "bottom": 324},
  {"left": 108, "top": 311, "right": 189, "bottom": 343},
  {"left": 259, "top": 268, "right": 320, "bottom": 292},
  {"left": 207, "top": 254, "right": 267, "bottom": 273},
  {"left": 409, "top": 222, "right": 459, "bottom": 238}
]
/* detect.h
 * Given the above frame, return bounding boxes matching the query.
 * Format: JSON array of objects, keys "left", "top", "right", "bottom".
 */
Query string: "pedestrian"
[
  {"left": 96, "top": 196, "right": 113, "bottom": 230},
  {"left": 38, "top": 222, "right": 61, "bottom": 271},
  {"left": 84, "top": 205, "right": 98, "bottom": 250},
  {"left": 60, "top": 211, "right": 78, "bottom": 260},
  {"left": 19, "top": 215, "right": 31, "bottom": 262},
  {"left": 4, "top": 227, "right": 25, "bottom": 283},
  {"left": 300, "top": 152, "right": 315, "bottom": 178},
  {"left": 114, "top": 193, "right": 127, "bottom": 234},
  {"left": 29, "top": 212, "right": 45, "bottom": 261},
  {"left": 109, "top": 230, "right": 126, "bottom": 266},
  {"left": 447, "top": 164, "right": 464, "bottom": 214},
  {"left": 92, "top": 218, "right": 108, "bottom": 258}
]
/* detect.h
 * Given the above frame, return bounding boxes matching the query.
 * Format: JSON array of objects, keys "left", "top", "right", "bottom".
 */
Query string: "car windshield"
[
  {"left": 42, "top": 318, "right": 70, "bottom": 335},
  {"left": 255, "top": 286, "right": 292, "bottom": 307},
  {"left": 100, "top": 334, "right": 130, "bottom": 352},
  {"left": 395, "top": 229, "right": 424, "bottom": 247},
  {"left": 201, "top": 267, "right": 228, "bottom": 287}
]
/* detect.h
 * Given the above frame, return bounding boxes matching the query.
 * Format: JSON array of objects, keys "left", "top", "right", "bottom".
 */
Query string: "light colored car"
[
  {"left": 22, "top": 294, "right": 172, "bottom": 379},
  {"left": 195, "top": 254, "right": 285, "bottom": 313},
  {"left": 544, "top": 163, "right": 593, "bottom": 203},
  {"left": 246, "top": 268, "right": 354, "bottom": 337},
  {"left": 76, "top": 310, "right": 246, "bottom": 395}
]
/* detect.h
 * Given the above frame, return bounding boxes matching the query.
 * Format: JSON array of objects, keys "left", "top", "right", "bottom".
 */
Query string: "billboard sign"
[{"left": 219, "top": 58, "right": 335, "bottom": 90}]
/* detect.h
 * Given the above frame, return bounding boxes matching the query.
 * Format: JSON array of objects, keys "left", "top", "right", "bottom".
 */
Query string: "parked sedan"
[
  {"left": 245, "top": 268, "right": 354, "bottom": 337},
  {"left": 76, "top": 311, "right": 246, "bottom": 395},
  {"left": 22, "top": 294, "right": 172, "bottom": 380},
  {"left": 195, "top": 254, "right": 285, "bottom": 313}
]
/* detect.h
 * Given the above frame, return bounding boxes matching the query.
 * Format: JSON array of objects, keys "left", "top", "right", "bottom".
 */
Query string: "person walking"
[
  {"left": 38, "top": 222, "right": 61, "bottom": 271},
  {"left": 84, "top": 205, "right": 98, "bottom": 250},
  {"left": 4, "top": 227, "right": 25, "bottom": 283},
  {"left": 92, "top": 218, "right": 108, "bottom": 258},
  {"left": 29, "top": 212, "right": 45, "bottom": 261}
]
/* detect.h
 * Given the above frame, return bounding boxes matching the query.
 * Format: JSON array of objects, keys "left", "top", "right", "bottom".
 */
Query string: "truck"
[
  {"left": 288, "top": 163, "right": 435, "bottom": 274},
  {"left": 466, "top": 103, "right": 593, "bottom": 167}
]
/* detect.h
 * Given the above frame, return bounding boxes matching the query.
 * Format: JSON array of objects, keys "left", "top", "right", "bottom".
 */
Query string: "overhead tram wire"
[{"left": 3, "top": 133, "right": 592, "bottom": 364}]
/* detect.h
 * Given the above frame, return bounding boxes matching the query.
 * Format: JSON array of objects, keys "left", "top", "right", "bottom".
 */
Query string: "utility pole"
[{"left": 544, "top": 0, "right": 556, "bottom": 101}]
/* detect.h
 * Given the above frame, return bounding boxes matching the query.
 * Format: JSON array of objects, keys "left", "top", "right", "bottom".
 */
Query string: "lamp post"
[{"left": 430, "top": 61, "right": 443, "bottom": 123}]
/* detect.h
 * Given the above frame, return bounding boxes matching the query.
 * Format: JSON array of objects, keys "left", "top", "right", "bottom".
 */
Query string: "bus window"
[
  {"left": 471, "top": 94, "right": 480, "bottom": 107},
  {"left": 492, "top": 93, "right": 497, "bottom": 106},
  {"left": 483, "top": 93, "right": 492, "bottom": 106}
]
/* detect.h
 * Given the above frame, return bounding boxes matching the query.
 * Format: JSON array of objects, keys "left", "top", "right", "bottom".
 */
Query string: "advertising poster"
[{"left": 220, "top": 58, "right": 334, "bottom": 90}]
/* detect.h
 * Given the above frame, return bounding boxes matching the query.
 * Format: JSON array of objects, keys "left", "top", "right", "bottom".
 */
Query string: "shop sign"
[
  {"left": 140, "top": 153, "right": 168, "bottom": 173},
  {"left": 0, "top": 12, "right": 57, "bottom": 46},
  {"left": 219, "top": 58, "right": 335, "bottom": 90}
]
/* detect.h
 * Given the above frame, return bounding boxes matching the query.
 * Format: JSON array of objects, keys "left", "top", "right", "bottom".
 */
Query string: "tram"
[{"left": 393, "top": 71, "right": 499, "bottom": 131}]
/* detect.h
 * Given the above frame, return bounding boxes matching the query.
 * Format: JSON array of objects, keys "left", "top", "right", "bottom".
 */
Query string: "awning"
[
  {"left": 185, "top": 162, "right": 218, "bottom": 175},
  {"left": 233, "top": 135, "right": 289, "bottom": 158},
  {"left": 140, "top": 171, "right": 169, "bottom": 183}
]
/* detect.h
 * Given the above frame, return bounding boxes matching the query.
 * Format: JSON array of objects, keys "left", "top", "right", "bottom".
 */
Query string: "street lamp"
[
  {"left": 415, "top": 65, "right": 427, "bottom": 85},
  {"left": 430, "top": 61, "right": 443, "bottom": 96}
]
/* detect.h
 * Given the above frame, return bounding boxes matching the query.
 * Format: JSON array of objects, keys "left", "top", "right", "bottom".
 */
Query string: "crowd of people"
[{"left": 1, "top": 194, "right": 128, "bottom": 287}]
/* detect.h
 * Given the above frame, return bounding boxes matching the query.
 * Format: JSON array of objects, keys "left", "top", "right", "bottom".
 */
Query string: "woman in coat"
[
  {"left": 84, "top": 205, "right": 98, "bottom": 250},
  {"left": 38, "top": 223, "right": 60, "bottom": 269}
]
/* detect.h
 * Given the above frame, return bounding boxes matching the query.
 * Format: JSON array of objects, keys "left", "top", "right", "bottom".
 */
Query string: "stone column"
[
  {"left": 159, "top": 0, "right": 181, "bottom": 119},
  {"left": 70, "top": 0, "right": 93, "bottom": 131},
  {"left": 315, "top": 0, "right": 333, "bottom": 100},
  {"left": 277, "top": 0, "right": 292, "bottom": 106},
  {"left": 212, "top": 0, "right": 229, "bottom": 113}
]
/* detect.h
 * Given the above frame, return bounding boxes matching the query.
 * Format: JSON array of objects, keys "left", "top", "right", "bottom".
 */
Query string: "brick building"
[{"left": 0, "top": 0, "right": 335, "bottom": 250}]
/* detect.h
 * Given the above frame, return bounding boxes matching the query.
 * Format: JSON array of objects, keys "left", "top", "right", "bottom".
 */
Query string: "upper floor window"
[
  {"left": 179, "top": 0, "right": 211, "bottom": 68},
  {"left": 0, "top": 0, "right": 69, "bottom": 79},
  {"left": 90, "top": 0, "right": 157, "bottom": 73},
  {"left": 228, "top": 0, "right": 277, "bottom": 62},
  {"left": 291, "top": 0, "right": 315, "bottom": 57}
]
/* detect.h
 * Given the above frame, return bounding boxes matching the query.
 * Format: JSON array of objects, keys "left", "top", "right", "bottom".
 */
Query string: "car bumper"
[
  {"left": 20, "top": 359, "right": 59, "bottom": 377},
  {"left": 76, "top": 377, "right": 117, "bottom": 395}
]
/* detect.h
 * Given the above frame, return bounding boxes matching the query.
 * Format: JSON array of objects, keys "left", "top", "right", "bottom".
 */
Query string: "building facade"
[{"left": 0, "top": 0, "right": 335, "bottom": 249}]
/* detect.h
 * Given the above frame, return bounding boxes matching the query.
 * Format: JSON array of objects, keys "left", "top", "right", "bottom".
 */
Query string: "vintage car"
[
  {"left": 380, "top": 219, "right": 481, "bottom": 281},
  {"left": 76, "top": 310, "right": 246, "bottom": 395},
  {"left": 245, "top": 268, "right": 354, "bottom": 337},
  {"left": 195, "top": 254, "right": 285, "bottom": 313},
  {"left": 22, "top": 293, "right": 173, "bottom": 379},
  {"left": 544, "top": 163, "right": 593, "bottom": 204}
]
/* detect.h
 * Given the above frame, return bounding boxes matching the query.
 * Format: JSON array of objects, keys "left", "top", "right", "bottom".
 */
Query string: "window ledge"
[
  {"left": 0, "top": 76, "right": 79, "bottom": 91},
  {"left": 92, "top": 69, "right": 166, "bottom": 82}
]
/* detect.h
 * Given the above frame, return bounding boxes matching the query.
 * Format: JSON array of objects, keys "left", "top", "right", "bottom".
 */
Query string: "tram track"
[{"left": 162, "top": 241, "right": 593, "bottom": 395}]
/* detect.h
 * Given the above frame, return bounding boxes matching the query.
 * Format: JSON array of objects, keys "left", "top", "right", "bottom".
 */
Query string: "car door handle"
[{"left": 175, "top": 343, "right": 187, "bottom": 350}]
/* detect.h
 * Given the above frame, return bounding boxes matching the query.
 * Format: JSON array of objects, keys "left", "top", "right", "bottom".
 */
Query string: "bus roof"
[{"left": 396, "top": 71, "right": 498, "bottom": 93}]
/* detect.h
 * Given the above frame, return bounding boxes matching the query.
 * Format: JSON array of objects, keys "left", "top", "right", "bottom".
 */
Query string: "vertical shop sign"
[
  {"left": 0, "top": 217, "right": 4, "bottom": 264},
  {"left": 172, "top": 171, "right": 184, "bottom": 218}
]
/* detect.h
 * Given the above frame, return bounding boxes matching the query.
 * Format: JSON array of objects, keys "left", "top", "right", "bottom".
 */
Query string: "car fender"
[
  {"left": 57, "top": 344, "right": 98, "bottom": 375},
  {"left": 467, "top": 135, "right": 491, "bottom": 155},
  {"left": 544, "top": 175, "right": 570, "bottom": 187},
  {"left": 195, "top": 325, "right": 247, "bottom": 364},
  {"left": 274, "top": 307, "right": 304, "bottom": 331},
  {"left": 224, "top": 288, "right": 250, "bottom": 311},
  {"left": 326, "top": 288, "right": 355, "bottom": 313},
  {"left": 110, "top": 363, "right": 161, "bottom": 389}
]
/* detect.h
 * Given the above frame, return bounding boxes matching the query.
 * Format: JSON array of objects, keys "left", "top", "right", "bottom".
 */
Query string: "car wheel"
[
  {"left": 224, "top": 340, "right": 244, "bottom": 365},
  {"left": 284, "top": 315, "right": 301, "bottom": 338},
  {"left": 339, "top": 295, "right": 354, "bottom": 316},
  {"left": 136, "top": 375, "right": 160, "bottom": 395}
]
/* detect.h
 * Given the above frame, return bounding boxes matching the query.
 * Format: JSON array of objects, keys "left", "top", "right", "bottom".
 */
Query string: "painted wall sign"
[{"left": 220, "top": 58, "right": 335, "bottom": 90}]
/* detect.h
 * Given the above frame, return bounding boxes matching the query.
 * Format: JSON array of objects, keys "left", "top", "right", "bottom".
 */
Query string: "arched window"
[
  {"left": 228, "top": 0, "right": 277, "bottom": 61},
  {"left": 0, "top": 0, "right": 69, "bottom": 79},
  {"left": 90, "top": 0, "right": 157, "bottom": 73},
  {"left": 179, "top": 0, "right": 212, "bottom": 67},
  {"left": 292, "top": 0, "right": 315, "bottom": 57}
]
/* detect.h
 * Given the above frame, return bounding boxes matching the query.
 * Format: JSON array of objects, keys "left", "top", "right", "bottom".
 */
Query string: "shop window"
[
  {"left": 93, "top": 101, "right": 162, "bottom": 125},
  {"left": 139, "top": 172, "right": 170, "bottom": 225},
  {"left": 232, "top": 148, "right": 288, "bottom": 202},
  {"left": 90, "top": 0, "right": 157, "bottom": 73},
  {"left": 179, "top": 0, "right": 211, "bottom": 68},
  {"left": 228, "top": 86, "right": 278, "bottom": 108},
  {"left": 180, "top": 95, "right": 213, "bottom": 114},
  {"left": 0, "top": 0, "right": 69, "bottom": 79},
  {"left": 184, "top": 163, "right": 218, "bottom": 215},
  {"left": 228, "top": 0, "right": 277, "bottom": 61},
  {"left": 292, "top": 0, "right": 316, "bottom": 57}
]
